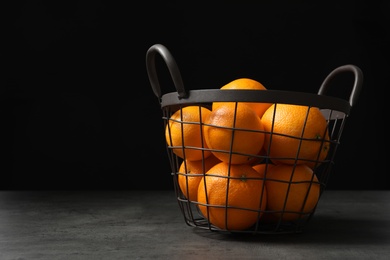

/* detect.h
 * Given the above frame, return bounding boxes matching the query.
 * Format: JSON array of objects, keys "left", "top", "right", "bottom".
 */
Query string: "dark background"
[{"left": 3, "top": 1, "right": 388, "bottom": 190}]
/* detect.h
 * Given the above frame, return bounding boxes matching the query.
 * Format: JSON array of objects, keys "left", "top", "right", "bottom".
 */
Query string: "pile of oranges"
[{"left": 165, "top": 78, "right": 330, "bottom": 231}]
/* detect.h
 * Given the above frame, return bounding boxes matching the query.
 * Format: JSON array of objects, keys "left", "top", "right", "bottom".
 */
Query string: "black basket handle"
[
  {"left": 318, "top": 64, "right": 363, "bottom": 107},
  {"left": 146, "top": 43, "right": 187, "bottom": 99},
  {"left": 146, "top": 44, "right": 363, "bottom": 108}
]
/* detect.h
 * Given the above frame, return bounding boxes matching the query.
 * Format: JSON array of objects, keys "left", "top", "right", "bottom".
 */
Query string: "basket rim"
[{"left": 160, "top": 89, "right": 351, "bottom": 115}]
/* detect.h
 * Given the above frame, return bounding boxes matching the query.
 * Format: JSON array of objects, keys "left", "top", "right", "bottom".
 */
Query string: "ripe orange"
[
  {"left": 165, "top": 106, "right": 212, "bottom": 161},
  {"left": 264, "top": 164, "right": 321, "bottom": 221},
  {"left": 178, "top": 154, "right": 221, "bottom": 202},
  {"left": 197, "top": 162, "right": 267, "bottom": 231},
  {"left": 212, "top": 78, "right": 272, "bottom": 117},
  {"left": 204, "top": 103, "right": 265, "bottom": 164},
  {"left": 261, "top": 104, "right": 330, "bottom": 167}
]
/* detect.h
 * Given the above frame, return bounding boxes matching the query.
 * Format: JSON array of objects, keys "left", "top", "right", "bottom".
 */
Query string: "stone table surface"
[{"left": 0, "top": 190, "right": 389, "bottom": 259}]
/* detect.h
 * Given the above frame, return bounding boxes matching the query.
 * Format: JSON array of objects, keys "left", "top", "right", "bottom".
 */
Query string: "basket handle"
[
  {"left": 146, "top": 44, "right": 187, "bottom": 99},
  {"left": 318, "top": 64, "right": 363, "bottom": 107}
]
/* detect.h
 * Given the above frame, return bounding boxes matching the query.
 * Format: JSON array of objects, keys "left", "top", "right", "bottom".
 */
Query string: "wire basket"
[{"left": 146, "top": 43, "right": 363, "bottom": 235}]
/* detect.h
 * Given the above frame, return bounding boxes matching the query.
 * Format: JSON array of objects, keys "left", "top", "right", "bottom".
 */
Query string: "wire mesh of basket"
[{"left": 146, "top": 43, "right": 363, "bottom": 235}]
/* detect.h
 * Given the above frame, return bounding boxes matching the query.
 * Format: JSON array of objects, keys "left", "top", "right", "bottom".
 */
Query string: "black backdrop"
[{"left": 4, "top": 1, "right": 388, "bottom": 190}]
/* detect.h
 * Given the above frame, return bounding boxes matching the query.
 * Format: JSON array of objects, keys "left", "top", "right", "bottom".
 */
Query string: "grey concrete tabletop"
[{"left": 0, "top": 190, "right": 389, "bottom": 259}]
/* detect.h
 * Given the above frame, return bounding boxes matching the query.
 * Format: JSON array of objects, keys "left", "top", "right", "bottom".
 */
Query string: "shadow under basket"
[{"left": 146, "top": 43, "right": 363, "bottom": 235}]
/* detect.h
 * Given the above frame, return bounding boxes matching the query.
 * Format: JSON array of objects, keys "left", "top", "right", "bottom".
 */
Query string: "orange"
[
  {"left": 178, "top": 154, "right": 221, "bottom": 202},
  {"left": 197, "top": 162, "right": 267, "bottom": 230},
  {"left": 212, "top": 78, "right": 272, "bottom": 117},
  {"left": 261, "top": 104, "right": 330, "bottom": 167},
  {"left": 264, "top": 164, "right": 321, "bottom": 221},
  {"left": 165, "top": 106, "right": 212, "bottom": 161},
  {"left": 204, "top": 103, "right": 265, "bottom": 164}
]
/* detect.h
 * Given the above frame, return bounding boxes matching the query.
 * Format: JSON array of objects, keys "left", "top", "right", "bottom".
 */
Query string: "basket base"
[{"left": 177, "top": 199, "right": 313, "bottom": 235}]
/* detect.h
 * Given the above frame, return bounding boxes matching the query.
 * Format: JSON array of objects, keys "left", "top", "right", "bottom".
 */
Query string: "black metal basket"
[{"left": 146, "top": 43, "right": 363, "bottom": 234}]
